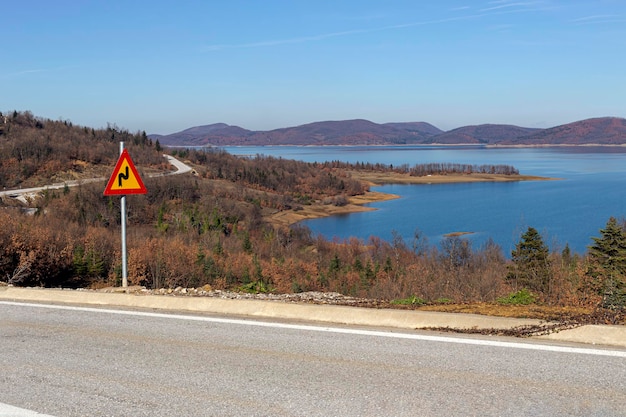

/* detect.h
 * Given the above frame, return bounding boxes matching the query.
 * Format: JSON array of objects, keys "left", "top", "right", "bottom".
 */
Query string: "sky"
[{"left": 3, "top": 0, "right": 626, "bottom": 134}]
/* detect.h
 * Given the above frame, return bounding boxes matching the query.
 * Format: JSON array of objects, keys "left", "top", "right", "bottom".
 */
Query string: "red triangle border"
[{"left": 103, "top": 149, "right": 147, "bottom": 196}]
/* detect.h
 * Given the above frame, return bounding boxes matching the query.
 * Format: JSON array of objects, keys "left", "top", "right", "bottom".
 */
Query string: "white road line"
[
  {"left": 2, "top": 301, "right": 625, "bottom": 358},
  {"left": 0, "top": 402, "right": 56, "bottom": 417}
]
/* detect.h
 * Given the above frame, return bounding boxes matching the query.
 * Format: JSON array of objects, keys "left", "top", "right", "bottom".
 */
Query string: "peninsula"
[{"left": 268, "top": 171, "right": 554, "bottom": 227}]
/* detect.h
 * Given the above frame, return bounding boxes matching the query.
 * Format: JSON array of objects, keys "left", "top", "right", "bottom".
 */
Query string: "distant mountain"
[
  {"left": 153, "top": 119, "right": 441, "bottom": 146},
  {"left": 246, "top": 119, "right": 440, "bottom": 146},
  {"left": 428, "top": 124, "right": 540, "bottom": 144},
  {"left": 150, "top": 117, "right": 626, "bottom": 147},
  {"left": 153, "top": 123, "right": 252, "bottom": 146},
  {"left": 502, "top": 117, "right": 626, "bottom": 145},
  {"left": 382, "top": 122, "right": 443, "bottom": 136}
]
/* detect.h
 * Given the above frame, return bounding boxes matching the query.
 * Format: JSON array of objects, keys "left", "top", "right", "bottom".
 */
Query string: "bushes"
[
  {"left": 0, "top": 177, "right": 615, "bottom": 314},
  {"left": 0, "top": 203, "right": 613, "bottom": 309},
  {"left": 0, "top": 213, "right": 75, "bottom": 286}
]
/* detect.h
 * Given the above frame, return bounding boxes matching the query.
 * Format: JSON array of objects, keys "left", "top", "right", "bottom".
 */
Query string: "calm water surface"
[{"left": 223, "top": 146, "right": 626, "bottom": 255}]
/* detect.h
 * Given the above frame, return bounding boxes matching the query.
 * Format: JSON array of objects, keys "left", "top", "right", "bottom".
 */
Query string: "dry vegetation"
[{"left": 1, "top": 110, "right": 624, "bottom": 324}]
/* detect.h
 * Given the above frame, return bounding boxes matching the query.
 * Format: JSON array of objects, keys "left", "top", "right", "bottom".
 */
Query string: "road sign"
[{"left": 103, "top": 149, "right": 147, "bottom": 195}]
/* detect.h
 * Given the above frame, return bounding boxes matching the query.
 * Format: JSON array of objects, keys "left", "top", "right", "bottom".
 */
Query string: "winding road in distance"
[
  {"left": 0, "top": 154, "right": 193, "bottom": 203},
  {"left": 1, "top": 302, "right": 625, "bottom": 417}
]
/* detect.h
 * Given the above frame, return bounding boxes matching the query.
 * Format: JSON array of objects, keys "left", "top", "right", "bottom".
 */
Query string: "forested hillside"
[
  {"left": 1, "top": 111, "right": 624, "bottom": 320},
  {"left": 0, "top": 110, "right": 165, "bottom": 189}
]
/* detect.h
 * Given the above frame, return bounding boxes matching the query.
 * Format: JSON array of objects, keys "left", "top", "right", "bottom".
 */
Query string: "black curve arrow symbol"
[{"left": 118, "top": 166, "right": 129, "bottom": 187}]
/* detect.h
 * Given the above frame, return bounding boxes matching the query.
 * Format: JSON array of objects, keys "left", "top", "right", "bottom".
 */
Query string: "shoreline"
[
  {"left": 267, "top": 172, "right": 555, "bottom": 227},
  {"left": 197, "top": 143, "right": 626, "bottom": 148},
  {"left": 347, "top": 170, "right": 556, "bottom": 185},
  {"left": 267, "top": 190, "right": 400, "bottom": 228}
]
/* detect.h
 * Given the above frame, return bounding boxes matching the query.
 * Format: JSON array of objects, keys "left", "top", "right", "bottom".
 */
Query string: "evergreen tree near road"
[
  {"left": 507, "top": 227, "right": 552, "bottom": 296},
  {"left": 587, "top": 217, "right": 626, "bottom": 309}
]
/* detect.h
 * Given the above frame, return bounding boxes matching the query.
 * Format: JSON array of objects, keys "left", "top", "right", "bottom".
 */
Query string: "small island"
[
  {"left": 348, "top": 170, "right": 554, "bottom": 185},
  {"left": 444, "top": 231, "right": 475, "bottom": 237}
]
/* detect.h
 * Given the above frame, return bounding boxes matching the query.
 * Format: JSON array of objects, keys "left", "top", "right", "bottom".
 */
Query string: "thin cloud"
[
  {"left": 5, "top": 69, "right": 47, "bottom": 76},
  {"left": 481, "top": 2, "right": 540, "bottom": 12},
  {"left": 486, "top": 23, "right": 515, "bottom": 31},
  {"left": 203, "top": 15, "right": 481, "bottom": 51},
  {"left": 1, "top": 66, "right": 75, "bottom": 79},
  {"left": 571, "top": 14, "right": 626, "bottom": 24},
  {"left": 0, "top": 69, "right": 48, "bottom": 80},
  {"left": 204, "top": 29, "right": 372, "bottom": 51},
  {"left": 486, "top": 0, "right": 527, "bottom": 4},
  {"left": 204, "top": 5, "right": 551, "bottom": 51},
  {"left": 572, "top": 15, "right": 617, "bottom": 22}
]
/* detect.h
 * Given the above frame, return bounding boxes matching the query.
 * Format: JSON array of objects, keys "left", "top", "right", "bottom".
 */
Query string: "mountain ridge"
[{"left": 150, "top": 117, "right": 626, "bottom": 146}]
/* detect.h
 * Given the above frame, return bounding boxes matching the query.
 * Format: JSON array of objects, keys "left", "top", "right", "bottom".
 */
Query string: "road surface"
[{"left": 1, "top": 301, "right": 624, "bottom": 416}]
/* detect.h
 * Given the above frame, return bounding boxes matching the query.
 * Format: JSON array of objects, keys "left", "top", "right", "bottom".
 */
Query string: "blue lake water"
[{"left": 222, "top": 145, "right": 626, "bottom": 255}]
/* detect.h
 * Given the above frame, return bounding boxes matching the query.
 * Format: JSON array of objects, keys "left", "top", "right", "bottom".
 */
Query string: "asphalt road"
[
  {"left": 0, "top": 154, "right": 192, "bottom": 202},
  {"left": 1, "top": 302, "right": 625, "bottom": 417}
]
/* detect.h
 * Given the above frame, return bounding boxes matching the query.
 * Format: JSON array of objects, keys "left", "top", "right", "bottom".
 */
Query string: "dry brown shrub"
[
  {"left": 222, "top": 251, "right": 254, "bottom": 284},
  {"left": 126, "top": 236, "right": 204, "bottom": 288},
  {"left": 6, "top": 216, "right": 74, "bottom": 286},
  {"left": 259, "top": 257, "right": 320, "bottom": 293},
  {"left": 41, "top": 159, "right": 65, "bottom": 178}
]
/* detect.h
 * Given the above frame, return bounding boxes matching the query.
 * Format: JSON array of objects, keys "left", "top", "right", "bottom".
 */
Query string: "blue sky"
[{"left": 3, "top": 0, "right": 626, "bottom": 134}]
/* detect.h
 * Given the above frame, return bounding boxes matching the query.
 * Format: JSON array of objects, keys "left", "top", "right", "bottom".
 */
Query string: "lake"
[{"left": 222, "top": 145, "right": 626, "bottom": 255}]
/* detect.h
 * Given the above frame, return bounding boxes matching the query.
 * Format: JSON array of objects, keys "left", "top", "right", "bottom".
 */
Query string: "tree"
[
  {"left": 507, "top": 227, "right": 552, "bottom": 295},
  {"left": 588, "top": 217, "right": 626, "bottom": 273},
  {"left": 411, "top": 227, "right": 429, "bottom": 256},
  {"left": 440, "top": 236, "right": 471, "bottom": 269},
  {"left": 587, "top": 217, "right": 626, "bottom": 309}
]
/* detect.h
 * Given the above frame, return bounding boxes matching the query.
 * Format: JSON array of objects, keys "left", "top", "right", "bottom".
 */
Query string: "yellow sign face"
[{"left": 103, "top": 149, "right": 147, "bottom": 195}]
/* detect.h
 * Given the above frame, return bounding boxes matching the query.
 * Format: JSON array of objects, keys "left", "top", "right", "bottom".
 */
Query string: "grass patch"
[
  {"left": 238, "top": 280, "right": 275, "bottom": 294},
  {"left": 496, "top": 288, "right": 536, "bottom": 305},
  {"left": 391, "top": 295, "right": 426, "bottom": 306}
]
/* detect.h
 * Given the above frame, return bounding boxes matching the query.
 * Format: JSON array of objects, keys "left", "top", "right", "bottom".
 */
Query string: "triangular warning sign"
[{"left": 103, "top": 149, "right": 147, "bottom": 195}]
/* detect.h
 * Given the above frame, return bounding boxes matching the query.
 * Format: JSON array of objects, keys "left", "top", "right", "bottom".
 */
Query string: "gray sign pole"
[{"left": 120, "top": 141, "right": 128, "bottom": 288}]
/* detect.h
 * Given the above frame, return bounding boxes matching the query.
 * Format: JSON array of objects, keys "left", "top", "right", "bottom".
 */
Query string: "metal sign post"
[
  {"left": 119, "top": 143, "right": 128, "bottom": 287},
  {"left": 103, "top": 141, "right": 147, "bottom": 288}
]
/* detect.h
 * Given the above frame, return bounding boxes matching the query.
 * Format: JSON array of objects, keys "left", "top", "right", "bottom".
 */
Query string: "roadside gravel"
[{"left": 98, "top": 285, "right": 391, "bottom": 308}]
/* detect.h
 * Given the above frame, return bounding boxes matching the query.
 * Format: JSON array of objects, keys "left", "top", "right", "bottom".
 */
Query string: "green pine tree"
[
  {"left": 507, "top": 227, "right": 552, "bottom": 295},
  {"left": 86, "top": 249, "right": 105, "bottom": 277},
  {"left": 73, "top": 245, "right": 87, "bottom": 276},
  {"left": 588, "top": 217, "right": 626, "bottom": 273},
  {"left": 587, "top": 217, "right": 626, "bottom": 309}
]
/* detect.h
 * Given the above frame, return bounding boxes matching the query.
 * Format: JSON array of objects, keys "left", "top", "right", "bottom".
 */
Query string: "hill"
[
  {"left": 428, "top": 124, "right": 540, "bottom": 144},
  {"left": 0, "top": 110, "right": 165, "bottom": 189},
  {"left": 502, "top": 117, "right": 626, "bottom": 145},
  {"left": 152, "top": 117, "right": 626, "bottom": 147},
  {"left": 151, "top": 123, "right": 253, "bottom": 146},
  {"left": 153, "top": 119, "right": 443, "bottom": 146},
  {"left": 246, "top": 119, "right": 441, "bottom": 145},
  {"left": 382, "top": 121, "right": 443, "bottom": 136}
]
